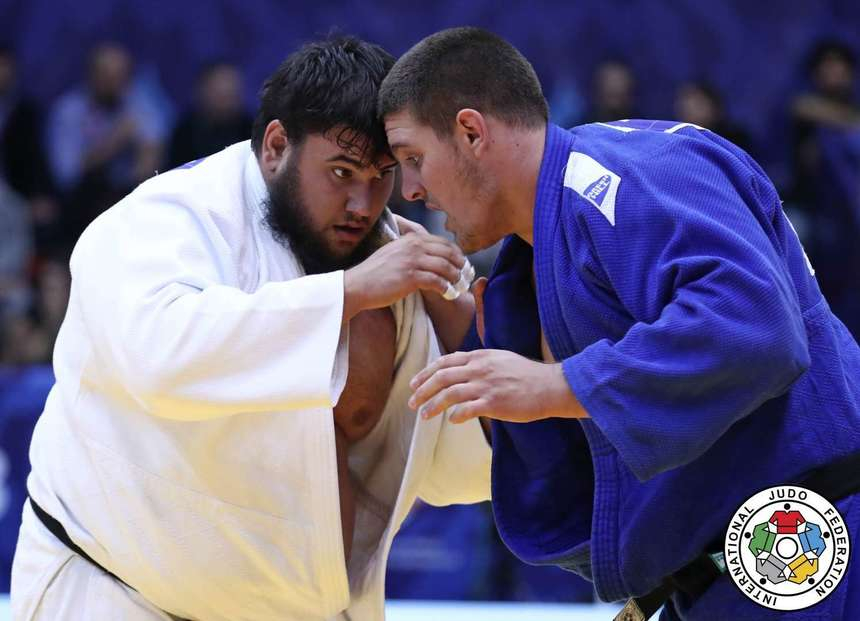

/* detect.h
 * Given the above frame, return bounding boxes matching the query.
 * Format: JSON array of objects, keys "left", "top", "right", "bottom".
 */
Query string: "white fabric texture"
[{"left": 12, "top": 142, "right": 491, "bottom": 621}]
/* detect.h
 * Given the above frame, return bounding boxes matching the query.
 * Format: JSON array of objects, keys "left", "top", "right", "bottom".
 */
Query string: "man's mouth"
[{"left": 333, "top": 223, "right": 369, "bottom": 243}]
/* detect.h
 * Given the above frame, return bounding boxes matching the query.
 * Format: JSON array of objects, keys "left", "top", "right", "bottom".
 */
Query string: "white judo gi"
[{"left": 10, "top": 141, "right": 492, "bottom": 621}]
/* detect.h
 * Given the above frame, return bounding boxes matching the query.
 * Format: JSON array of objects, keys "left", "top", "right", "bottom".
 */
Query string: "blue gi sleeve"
[{"left": 561, "top": 138, "right": 811, "bottom": 482}]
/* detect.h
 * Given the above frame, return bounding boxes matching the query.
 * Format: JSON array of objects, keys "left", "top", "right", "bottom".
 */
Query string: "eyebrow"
[
  {"left": 325, "top": 154, "right": 366, "bottom": 168},
  {"left": 388, "top": 142, "right": 409, "bottom": 153},
  {"left": 326, "top": 154, "right": 398, "bottom": 171}
]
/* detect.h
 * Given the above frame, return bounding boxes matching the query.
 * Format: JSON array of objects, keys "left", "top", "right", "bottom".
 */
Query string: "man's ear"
[
  {"left": 260, "top": 120, "right": 290, "bottom": 179},
  {"left": 454, "top": 109, "right": 488, "bottom": 158}
]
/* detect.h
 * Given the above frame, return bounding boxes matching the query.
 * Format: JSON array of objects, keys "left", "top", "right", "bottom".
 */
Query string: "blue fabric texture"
[{"left": 485, "top": 121, "right": 860, "bottom": 616}]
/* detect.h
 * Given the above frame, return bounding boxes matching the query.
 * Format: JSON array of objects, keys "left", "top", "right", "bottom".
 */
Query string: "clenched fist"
[{"left": 342, "top": 229, "right": 466, "bottom": 320}]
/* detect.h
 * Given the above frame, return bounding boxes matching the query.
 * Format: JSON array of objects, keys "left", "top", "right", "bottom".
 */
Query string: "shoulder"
[
  {"left": 139, "top": 141, "right": 250, "bottom": 205},
  {"left": 83, "top": 142, "right": 254, "bottom": 251},
  {"left": 562, "top": 121, "right": 746, "bottom": 228},
  {"left": 568, "top": 120, "right": 737, "bottom": 177}
]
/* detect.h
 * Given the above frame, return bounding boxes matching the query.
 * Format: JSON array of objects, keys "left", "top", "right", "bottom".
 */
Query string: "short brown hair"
[{"left": 378, "top": 27, "right": 548, "bottom": 137}]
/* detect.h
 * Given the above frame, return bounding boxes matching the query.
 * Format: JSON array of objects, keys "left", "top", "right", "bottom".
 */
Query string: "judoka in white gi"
[{"left": 10, "top": 36, "right": 491, "bottom": 621}]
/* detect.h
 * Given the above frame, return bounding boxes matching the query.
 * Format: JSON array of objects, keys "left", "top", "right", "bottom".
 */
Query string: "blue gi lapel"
[
  {"left": 533, "top": 123, "right": 578, "bottom": 361},
  {"left": 481, "top": 125, "right": 593, "bottom": 574}
]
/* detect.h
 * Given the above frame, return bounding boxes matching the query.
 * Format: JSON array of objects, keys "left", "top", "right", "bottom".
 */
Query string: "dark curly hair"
[{"left": 251, "top": 35, "right": 395, "bottom": 165}]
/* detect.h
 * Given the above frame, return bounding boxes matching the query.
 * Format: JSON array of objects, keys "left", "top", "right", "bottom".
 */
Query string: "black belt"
[
  {"left": 28, "top": 496, "right": 191, "bottom": 620},
  {"left": 615, "top": 450, "right": 860, "bottom": 621},
  {"left": 28, "top": 495, "right": 131, "bottom": 589}
]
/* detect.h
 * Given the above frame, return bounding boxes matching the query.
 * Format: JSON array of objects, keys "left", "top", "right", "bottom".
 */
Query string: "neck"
[{"left": 497, "top": 124, "right": 546, "bottom": 246}]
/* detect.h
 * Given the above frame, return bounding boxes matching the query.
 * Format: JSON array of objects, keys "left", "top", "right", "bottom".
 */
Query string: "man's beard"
[{"left": 262, "top": 156, "right": 386, "bottom": 275}]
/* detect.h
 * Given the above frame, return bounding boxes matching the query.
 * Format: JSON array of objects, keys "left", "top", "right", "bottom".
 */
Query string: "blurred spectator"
[
  {"left": 792, "top": 41, "right": 860, "bottom": 132},
  {"left": 0, "top": 46, "right": 60, "bottom": 254},
  {"left": 0, "top": 47, "right": 55, "bottom": 200},
  {"left": 585, "top": 59, "right": 638, "bottom": 123},
  {"left": 789, "top": 39, "right": 860, "bottom": 338},
  {"left": 675, "top": 81, "right": 753, "bottom": 154},
  {"left": 0, "top": 251, "right": 70, "bottom": 366},
  {"left": 0, "top": 180, "right": 30, "bottom": 284},
  {"left": 47, "top": 42, "right": 165, "bottom": 244},
  {"left": 791, "top": 41, "right": 860, "bottom": 200},
  {"left": 0, "top": 180, "right": 32, "bottom": 349},
  {"left": 167, "top": 61, "right": 252, "bottom": 169}
]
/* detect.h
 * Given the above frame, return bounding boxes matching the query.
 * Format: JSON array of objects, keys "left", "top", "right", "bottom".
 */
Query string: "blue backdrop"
[{"left": 1, "top": 0, "right": 860, "bottom": 183}]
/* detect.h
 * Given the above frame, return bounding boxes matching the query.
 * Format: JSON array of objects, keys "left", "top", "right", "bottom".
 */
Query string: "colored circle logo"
[{"left": 724, "top": 486, "right": 850, "bottom": 611}]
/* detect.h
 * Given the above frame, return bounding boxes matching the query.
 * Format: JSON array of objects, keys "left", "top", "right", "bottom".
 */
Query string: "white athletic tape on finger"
[
  {"left": 442, "top": 282, "right": 459, "bottom": 300},
  {"left": 441, "top": 258, "right": 475, "bottom": 300},
  {"left": 463, "top": 260, "right": 476, "bottom": 284}
]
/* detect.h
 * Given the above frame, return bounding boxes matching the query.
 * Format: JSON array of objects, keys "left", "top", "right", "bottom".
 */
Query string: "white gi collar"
[{"left": 243, "top": 145, "right": 269, "bottom": 216}]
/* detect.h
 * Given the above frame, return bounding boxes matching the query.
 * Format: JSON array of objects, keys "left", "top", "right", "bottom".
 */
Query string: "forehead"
[
  {"left": 302, "top": 127, "right": 396, "bottom": 169},
  {"left": 384, "top": 109, "right": 438, "bottom": 153}
]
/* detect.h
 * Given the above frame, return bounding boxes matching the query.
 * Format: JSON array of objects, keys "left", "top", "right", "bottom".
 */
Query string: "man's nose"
[
  {"left": 401, "top": 169, "right": 426, "bottom": 202},
  {"left": 346, "top": 185, "right": 373, "bottom": 218}
]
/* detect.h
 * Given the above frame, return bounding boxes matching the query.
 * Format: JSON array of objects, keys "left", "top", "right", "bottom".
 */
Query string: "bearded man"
[{"left": 11, "top": 35, "right": 490, "bottom": 621}]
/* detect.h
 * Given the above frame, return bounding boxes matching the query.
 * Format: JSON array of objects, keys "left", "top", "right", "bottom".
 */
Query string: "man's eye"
[
  {"left": 375, "top": 168, "right": 395, "bottom": 180},
  {"left": 333, "top": 167, "right": 351, "bottom": 179},
  {"left": 406, "top": 156, "right": 422, "bottom": 168}
]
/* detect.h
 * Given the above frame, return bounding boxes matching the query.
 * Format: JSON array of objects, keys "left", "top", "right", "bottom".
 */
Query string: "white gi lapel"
[
  {"left": 377, "top": 210, "right": 443, "bottom": 530},
  {"left": 392, "top": 306, "right": 444, "bottom": 528}
]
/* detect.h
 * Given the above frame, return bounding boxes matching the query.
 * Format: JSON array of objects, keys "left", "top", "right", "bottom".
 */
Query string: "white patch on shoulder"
[
  {"left": 595, "top": 122, "right": 637, "bottom": 133},
  {"left": 664, "top": 122, "right": 706, "bottom": 134},
  {"left": 563, "top": 151, "right": 622, "bottom": 226}
]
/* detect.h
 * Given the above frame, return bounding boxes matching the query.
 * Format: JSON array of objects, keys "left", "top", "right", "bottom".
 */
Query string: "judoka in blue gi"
[{"left": 381, "top": 27, "right": 860, "bottom": 620}]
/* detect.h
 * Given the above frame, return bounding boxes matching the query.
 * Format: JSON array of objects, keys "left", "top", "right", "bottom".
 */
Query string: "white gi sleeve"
[
  {"left": 71, "top": 193, "right": 348, "bottom": 421},
  {"left": 418, "top": 407, "right": 492, "bottom": 506}
]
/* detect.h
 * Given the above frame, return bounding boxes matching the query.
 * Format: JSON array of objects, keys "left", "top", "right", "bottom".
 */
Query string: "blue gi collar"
[
  {"left": 533, "top": 123, "right": 577, "bottom": 241},
  {"left": 481, "top": 125, "right": 594, "bottom": 573},
  {"left": 532, "top": 123, "right": 577, "bottom": 362}
]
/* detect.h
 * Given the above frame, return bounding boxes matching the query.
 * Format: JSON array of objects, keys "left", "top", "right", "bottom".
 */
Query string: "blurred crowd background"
[{"left": 1, "top": 0, "right": 859, "bottom": 605}]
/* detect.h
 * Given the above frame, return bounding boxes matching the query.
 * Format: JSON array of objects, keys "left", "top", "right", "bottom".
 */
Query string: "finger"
[
  {"left": 448, "top": 399, "right": 490, "bottom": 424},
  {"left": 410, "top": 351, "right": 473, "bottom": 391},
  {"left": 415, "top": 236, "right": 466, "bottom": 268},
  {"left": 408, "top": 364, "right": 473, "bottom": 410},
  {"left": 417, "top": 255, "right": 461, "bottom": 285},
  {"left": 413, "top": 271, "right": 454, "bottom": 297},
  {"left": 396, "top": 234, "right": 464, "bottom": 271},
  {"left": 418, "top": 383, "right": 480, "bottom": 420},
  {"left": 472, "top": 277, "right": 488, "bottom": 345}
]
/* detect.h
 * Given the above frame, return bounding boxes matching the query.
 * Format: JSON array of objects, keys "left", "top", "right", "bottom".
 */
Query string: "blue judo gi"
[{"left": 480, "top": 121, "right": 860, "bottom": 619}]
